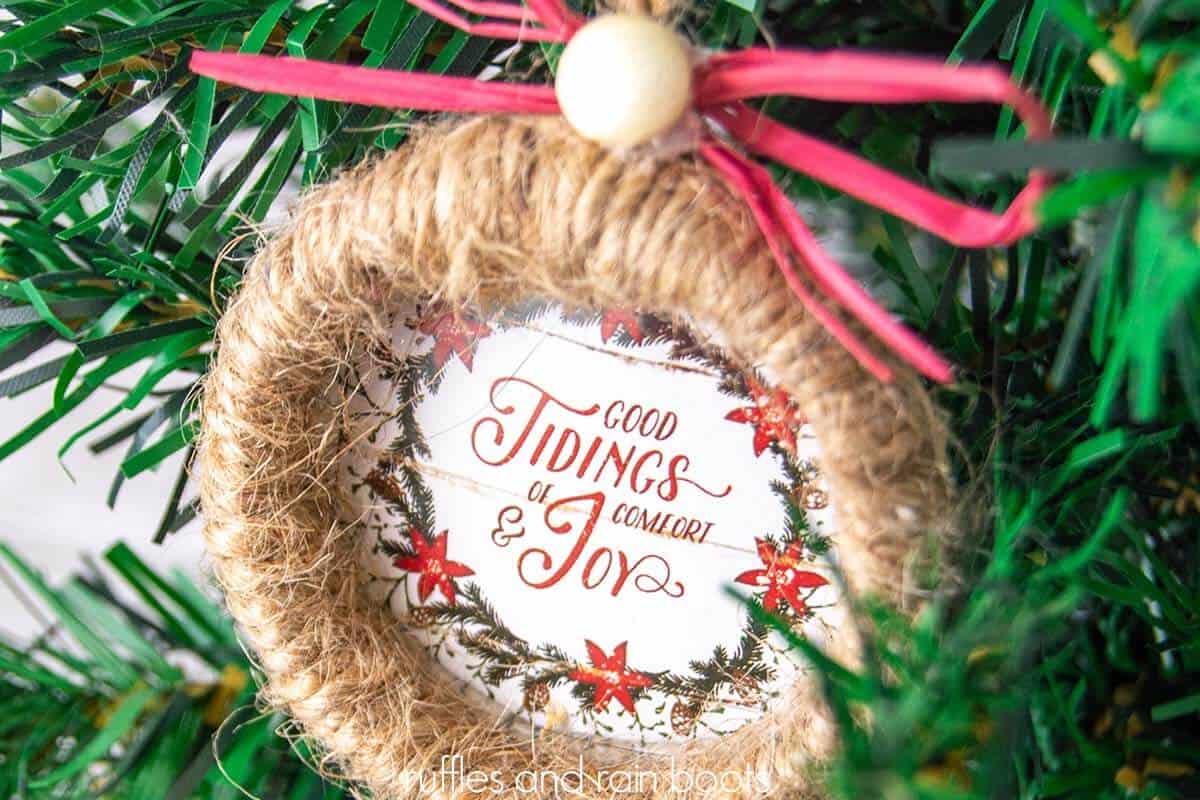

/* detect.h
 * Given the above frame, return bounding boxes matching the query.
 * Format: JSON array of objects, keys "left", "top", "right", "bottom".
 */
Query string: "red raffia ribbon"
[{"left": 189, "top": 0, "right": 1053, "bottom": 385}]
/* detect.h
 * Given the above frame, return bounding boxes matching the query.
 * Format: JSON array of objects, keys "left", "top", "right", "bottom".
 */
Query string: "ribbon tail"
[
  {"left": 713, "top": 103, "right": 1045, "bottom": 248},
  {"left": 189, "top": 52, "right": 559, "bottom": 114},
  {"left": 700, "top": 49, "right": 1053, "bottom": 139},
  {"left": 760, "top": 170, "right": 955, "bottom": 384},
  {"left": 698, "top": 49, "right": 1053, "bottom": 247},
  {"left": 699, "top": 143, "right": 900, "bottom": 384}
]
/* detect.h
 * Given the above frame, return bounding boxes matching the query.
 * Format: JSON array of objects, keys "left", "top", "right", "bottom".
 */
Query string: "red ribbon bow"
[{"left": 190, "top": 0, "right": 1053, "bottom": 384}]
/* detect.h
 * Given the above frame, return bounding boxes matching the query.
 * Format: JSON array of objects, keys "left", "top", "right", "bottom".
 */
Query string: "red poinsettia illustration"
[
  {"left": 735, "top": 538, "right": 828, "bottom": 614},
  {"left": 599, "top": 309, "right": 644, "bottom": 344},
  {"left": 417, "top": 310, "right": 492, "bottom": 371},
  {"left": 394, "top": 527, "right": 475, "bottom": 605},
  {"left": 568, "top": 640, "right": 654, "bottom": 713},
  {"left": 724, "top": 379, "right": 806, "bottom": 456}
]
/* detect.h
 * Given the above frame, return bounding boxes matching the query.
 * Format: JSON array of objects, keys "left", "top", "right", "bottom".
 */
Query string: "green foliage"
[
  {"left": 0, "top": 0, "right": 510, "bottom": 517},
  {"left": 0, "top": 0, "right": 1197, "bottom": 798},
  {"left": 0, "top": 542, "right": 344, "bottom": 797}
]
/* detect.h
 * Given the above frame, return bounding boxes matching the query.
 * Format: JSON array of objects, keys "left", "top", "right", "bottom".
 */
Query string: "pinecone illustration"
[
  {"left": 523, "top": 681, "right": 551, "bottom": 713},
  {"left": 730, "top": 669, "right": 760, "bottom": 701},
  {"left": 408, "top": 606, "right": 439, "bottom": 629},
  {"left": 799, "top": 485, "right": 829, "bottom": 510},
  {"left": 795, "top": 460, "right": 829, "bottom": 510},
  {"left": 366, "top": 466, "right": 403, "bottom": 502},
  {"left": 670, "top": 700, "right": 700, "bottom": 736},
  {"left": 366, "top": 338, "right": 398, "bottom": 370}
]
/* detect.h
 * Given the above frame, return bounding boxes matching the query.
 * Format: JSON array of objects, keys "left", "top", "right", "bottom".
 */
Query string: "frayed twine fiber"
[{"left": 197, "top": 111, "right": 957, "bottom": 799}]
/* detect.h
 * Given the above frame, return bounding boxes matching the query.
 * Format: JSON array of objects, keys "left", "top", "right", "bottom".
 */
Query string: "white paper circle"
[{"left": 347, "top": 302, "right": 843, "bottom": 747}]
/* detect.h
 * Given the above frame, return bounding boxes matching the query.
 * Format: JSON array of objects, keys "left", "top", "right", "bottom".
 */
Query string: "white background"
[{"left": 0, "top": 346, "right": 206, "bottom": 640}]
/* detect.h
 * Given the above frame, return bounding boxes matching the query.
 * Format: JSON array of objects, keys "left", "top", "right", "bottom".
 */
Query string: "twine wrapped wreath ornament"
[{"left": 195, "top": 1, "right": 1052, "bottom": 797}]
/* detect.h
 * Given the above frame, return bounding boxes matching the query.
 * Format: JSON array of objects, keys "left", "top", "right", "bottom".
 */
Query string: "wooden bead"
[{"left": 555, "top": 14, "right": 692, "bottom": 148}]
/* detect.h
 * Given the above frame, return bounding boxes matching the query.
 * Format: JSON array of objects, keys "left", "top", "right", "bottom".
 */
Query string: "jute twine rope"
[{"left": 197, "top": 88, "right": 957, "bottom": 797}]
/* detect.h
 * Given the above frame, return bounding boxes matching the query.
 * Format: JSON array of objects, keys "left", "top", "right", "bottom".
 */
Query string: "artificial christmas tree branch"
[{"left": 0, "top": 541, "right": 346, "bottom": 798}]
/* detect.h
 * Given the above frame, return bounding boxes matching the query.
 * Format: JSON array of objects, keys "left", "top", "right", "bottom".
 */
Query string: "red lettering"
[
  {"left": 517, "top": 492, "right": 603, "bottom": 589},
  {"left": 471, "top": 377, "right": 599, "bottom": 466},
  {"left": 594, "top": 442, "right": 636, "bottom": 488},
  {"left": 630, "top": 450, "right": 663, "bottom": 495},
  {"left": 516, "top": 493, "right": 685, "bottom": 598},
  {"left": 660, "top": 454, "right": 731, "bottom": 500},
  {"left": 547, "top": 429, "right": 581, "bottom": 473}
]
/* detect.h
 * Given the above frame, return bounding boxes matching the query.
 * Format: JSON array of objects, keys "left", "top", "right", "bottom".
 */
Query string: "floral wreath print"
[{"left": 349, "top": 301, "right": 838, "bottom": 741}]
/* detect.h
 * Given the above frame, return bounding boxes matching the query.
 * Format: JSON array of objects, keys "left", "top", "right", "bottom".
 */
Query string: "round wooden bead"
[{"left": 554, "top": 14, "right": 692, "bottom": 148}]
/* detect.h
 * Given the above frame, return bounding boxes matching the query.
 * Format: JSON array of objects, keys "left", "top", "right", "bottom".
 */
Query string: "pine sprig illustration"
[
  {"left": 654, "top": 621, "right": 775, "bottom": 702},
  {"left": 496, "top": 298, "right": 556, "bottom": 328},
  {"left": 391, "top": 356, "right": 433, "bottom": 462}
]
